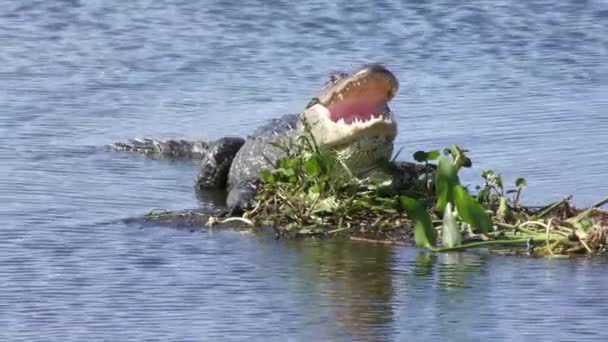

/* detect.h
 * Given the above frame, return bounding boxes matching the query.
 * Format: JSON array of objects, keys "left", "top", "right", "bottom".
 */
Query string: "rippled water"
[{"left": 1, "top": 0, "right": 608, "bottom": 340}]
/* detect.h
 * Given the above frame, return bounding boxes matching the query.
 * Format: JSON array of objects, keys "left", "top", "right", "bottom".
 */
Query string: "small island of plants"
[{"left": 237, "top": 125, "right": 608, "bottom": 258}]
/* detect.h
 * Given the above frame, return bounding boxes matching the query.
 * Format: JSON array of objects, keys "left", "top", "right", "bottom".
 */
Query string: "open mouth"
[
  {"left": 328, "top": 99, "right": 386, "bottom": 124},
  {"left": 301, "top": 64, "right": 399, "bottom": 147},
  {"left": 320, "top": 64, "right": 398, "bottom": 125}
]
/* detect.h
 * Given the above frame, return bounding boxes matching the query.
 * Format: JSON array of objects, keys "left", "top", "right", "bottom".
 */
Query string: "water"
[{"left": 1, "top": 0, "right": 607, "bottom": 340}]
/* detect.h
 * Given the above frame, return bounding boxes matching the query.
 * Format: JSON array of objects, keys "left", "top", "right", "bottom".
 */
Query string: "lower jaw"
[
  {"left": 332, "top": 138, "right": 395, "bottom": 176},
  {"left": 326, "top": 122, "right": 397, "bottom": 147}
]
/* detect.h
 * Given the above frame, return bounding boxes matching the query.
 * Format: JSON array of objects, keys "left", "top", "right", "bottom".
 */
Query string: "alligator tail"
[{"left": 110, "top": 138, "right": 211, "bottom": 159}]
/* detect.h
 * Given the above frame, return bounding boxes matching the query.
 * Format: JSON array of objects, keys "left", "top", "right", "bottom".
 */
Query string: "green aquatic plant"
[
  {"left": 402, "top": 147, "right": 608, "bottom": 256},
  {"left": 241, "top": 118, "right": 607, "bottom": 256}
]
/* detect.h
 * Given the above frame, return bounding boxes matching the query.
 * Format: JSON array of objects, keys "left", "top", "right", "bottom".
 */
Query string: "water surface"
[{"left": 1, "top": 0, "right": 608, "bottom": 340}]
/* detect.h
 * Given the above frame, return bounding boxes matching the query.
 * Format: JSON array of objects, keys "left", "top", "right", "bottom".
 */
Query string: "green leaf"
[
  {"left": 276, "top": 167, "right": 294, "bottom": 177},
  {"left": 435, "top": 155, "right": 460, "bottom": 213},
  {"left": 413, "top": 151, "right": 428, "bottom": 163},
  {"left": 426, "top": 150, "right": 440, "bottom": 160},
  {"left": 401, "top": 196, "right": 437, "bottom": 248},
  {"left": 304, "top": 157, "right": 321, "bottom": 176},
  {"left": 442, "top": 203, "right": 462, "bottom": 247},
  {"left": 515, "top": 177, "right": 527, "bottom": 188},
  {"left": 448, "top": 145, "right": 472, "bottom": 168},
  {"left": 454, "top": 185, "right": 493, "bottom": 233},
  {"left": 481, "top": 169, "right": 504, "bottom": 190},
  {"left": 482, "top": 170, "right": 495, "bottom": 180},
  {"left": 283, "top": 158, "right": 300, "bottom": 170},
  {"left": 413, "top": 150, "right": 440, "bottom": 162},
  {"left": 259, "top": 169, "right": 274, "bottom": 183},
  {"left": 494, "top": 175, "right": 504, "bottom": 189}
]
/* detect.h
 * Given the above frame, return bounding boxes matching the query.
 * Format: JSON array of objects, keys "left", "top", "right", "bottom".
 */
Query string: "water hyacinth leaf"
[
  {"left": 435, "top": 155, "right": 460, "bottom": 213},
  {"left": 401, "top": 196, "right": 437, "bottom": 248},
  {"left": 413, "top": 151, "right": 428, "bottom": 163},
  {"left": 414, "top": 150, "right": 441, "bottom": 163},
  {"left": 454, "top": 185, "right": 493, "bottom": 233},
  {"left": 515, "top": 177, "right": 527, "bottom": 188},
  {"left": 426, "top": 150, "right": 440, "bottom": 160},
  {"left": 442, "top": 202, "right": 462, "bottom": 247}
]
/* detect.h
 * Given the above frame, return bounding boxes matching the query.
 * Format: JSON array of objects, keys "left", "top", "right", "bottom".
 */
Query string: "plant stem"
[
  {"left": 430, "top": 238, "right": 532, "bottom": 252},
  {"left": 537, "top": 197, "right": 568, "bottom": 218},
  {"left": 496, "top": 221, "right": 541, "bottom": 236},
  {"left": 567, "top": 196, "right": 608, "bottom": 223},
  {"left": 328, "top": 226, "right": 351, "bottom": 234},
  {"left": 591, "top": 196, "right": 608, "bottom": 208}
]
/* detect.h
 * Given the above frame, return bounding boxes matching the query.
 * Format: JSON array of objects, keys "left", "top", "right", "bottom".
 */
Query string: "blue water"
[{"left": 1, "top": 0, "right": 607, "bottom": 340}]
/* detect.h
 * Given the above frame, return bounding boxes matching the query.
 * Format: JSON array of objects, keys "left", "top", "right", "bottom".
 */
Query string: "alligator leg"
[
  {"left": 195, "top": 137, "right": 245, "bottom": 189},
  {"left": 226, "top": 178, "right": 259, "bottom": 215}
]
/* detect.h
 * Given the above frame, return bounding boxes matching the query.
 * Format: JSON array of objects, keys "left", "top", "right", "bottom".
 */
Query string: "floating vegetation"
[{"left": 241, "top": 120, "right": 608, "bottom": 257}]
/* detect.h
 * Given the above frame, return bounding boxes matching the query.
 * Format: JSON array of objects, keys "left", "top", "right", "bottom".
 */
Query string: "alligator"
[{"left": 112, "top": 64, "right": 428, "bottom": 217}]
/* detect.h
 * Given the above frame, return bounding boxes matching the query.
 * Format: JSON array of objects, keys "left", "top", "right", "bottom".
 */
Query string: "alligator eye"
[
  {"left": 305, "top": 97, "right": 320, "bottom": 109},
  {"left": 324, "top": 71, "right": 348, "bottom": 87},
  {"left": 329, "top": 72, "right": 342, "bottom": 83}
]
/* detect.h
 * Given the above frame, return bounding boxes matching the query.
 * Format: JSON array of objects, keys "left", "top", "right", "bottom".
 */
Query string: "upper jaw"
[{"left": 307, "top": 63, "right": 399, "bottom": 110}]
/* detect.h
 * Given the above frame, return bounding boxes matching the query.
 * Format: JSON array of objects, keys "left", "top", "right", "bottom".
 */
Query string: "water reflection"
[
  {"left": 194, "top": 186, "right": 228, "bottom": 208},
  {"left": 283, "top": 240, "right": 493, "bottom": 340},
  {"left": 285, "top": 239, "right": 396, "bottom": 340},
  {"left": 406, "top": 251, "right": 490, "bottom": 294},
  {"left": 436, "top": 252, "right": 487, "bottom": 289}
]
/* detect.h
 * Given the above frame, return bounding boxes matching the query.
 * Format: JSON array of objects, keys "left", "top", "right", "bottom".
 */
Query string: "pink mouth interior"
[{"left": 328, "top": 99, "right": 385, "bottom": 124}]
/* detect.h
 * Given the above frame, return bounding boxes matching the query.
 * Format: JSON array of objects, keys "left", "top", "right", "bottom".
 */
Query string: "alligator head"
[{"left": 300, "top": 64, "right": 399, "bottom": 174}]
